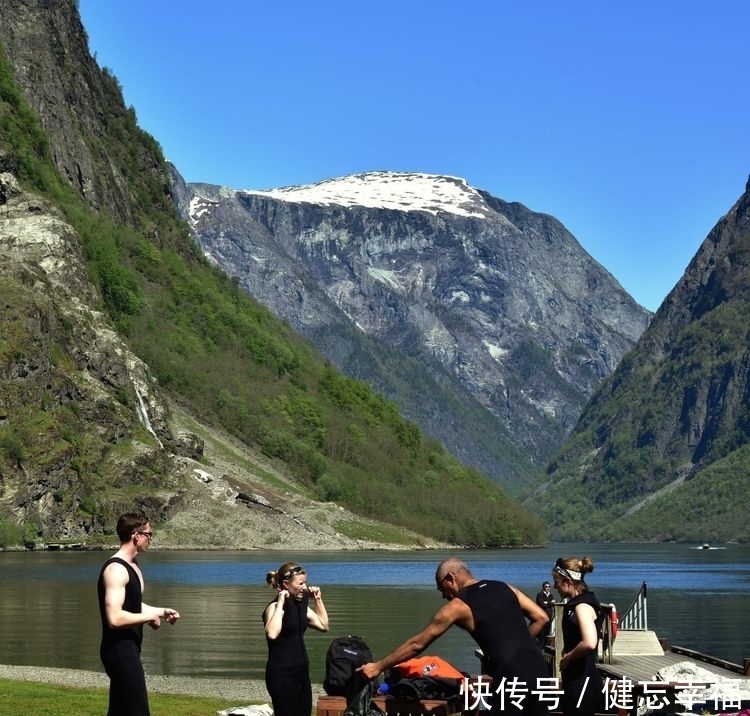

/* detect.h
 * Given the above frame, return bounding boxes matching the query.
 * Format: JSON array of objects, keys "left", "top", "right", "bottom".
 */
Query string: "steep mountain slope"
[
  {"left": 0, "top": 0, "right": 543, "bottom": 548},
  {"left": 173, "top": 171, "right": 652, "bottom": 491},
  {"left": 0, "top": 170, "right": 438, "bottom": 550},
  {"left": 0, "top": 171, "right": 182, "bottom": 538},
  {"left": 537, "top": 177, "right": 750, "bottom": 542}
]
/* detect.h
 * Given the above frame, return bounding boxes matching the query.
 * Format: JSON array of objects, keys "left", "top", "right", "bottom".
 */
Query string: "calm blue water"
[
  {"left": 136, "top": 546, "right": 748, "bottom": 590},
  {"left": 0, "top": 543, "right": 747, "bottom": 680}
]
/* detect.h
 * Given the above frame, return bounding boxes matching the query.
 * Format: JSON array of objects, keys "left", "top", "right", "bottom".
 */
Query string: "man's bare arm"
[
  {"left": 103, "top": 562, "right": 176, "bottom": 628},
  {"left": 357, "top": 600, "right": 469, "bottom": 680}
]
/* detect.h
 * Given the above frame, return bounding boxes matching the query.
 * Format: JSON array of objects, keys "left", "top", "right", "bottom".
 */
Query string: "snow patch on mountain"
[
  {"left": 241, "top": 171, "right": 490, "bottom": 218},
  {"left": 188, "top": 195, "right": 218, "bottom": 226}
]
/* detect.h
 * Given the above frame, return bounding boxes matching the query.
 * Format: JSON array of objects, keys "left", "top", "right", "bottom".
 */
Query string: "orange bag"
[{"left": 392, "top": 655, "right": 465, "bottom": 680}]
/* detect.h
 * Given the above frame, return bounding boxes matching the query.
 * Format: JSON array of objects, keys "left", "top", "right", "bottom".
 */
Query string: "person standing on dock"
[
  {"left": 552, "top": 556, "right": 605, "bottom": 716},
  {"left": 97, "top": 512, "right": 180, "bottom": 716},
  {"left": 535, "top": 580, "right": 555, "bottom": 649}
]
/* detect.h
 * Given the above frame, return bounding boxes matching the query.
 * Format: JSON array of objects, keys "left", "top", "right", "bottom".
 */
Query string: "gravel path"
[{"left": 0, "top": 663, "right": 326, "bottom": 705}]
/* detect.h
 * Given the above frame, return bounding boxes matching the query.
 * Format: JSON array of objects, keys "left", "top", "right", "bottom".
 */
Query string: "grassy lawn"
[{"left": 0, "top": 679, "right": 240, "bottom": 716}]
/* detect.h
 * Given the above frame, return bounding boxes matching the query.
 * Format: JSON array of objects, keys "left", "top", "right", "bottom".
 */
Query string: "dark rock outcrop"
[{"left": 0, "top": 0, "right": 172, "bottom": 225}]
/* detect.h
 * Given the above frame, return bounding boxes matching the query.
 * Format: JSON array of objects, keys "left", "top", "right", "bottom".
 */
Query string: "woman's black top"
[
  {"left": 560, "top": 590, "right": 605, "bottom": 716},
  {"left": 264, "top": 592, "right": 310, "bottom": 670},
  {"left": 560, "top": 590, "right": 603, "bottom": 682}
]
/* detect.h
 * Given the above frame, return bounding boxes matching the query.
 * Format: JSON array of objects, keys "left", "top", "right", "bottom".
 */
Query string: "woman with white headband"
[
  {"left": 552, "top": 556, "right": 605, "bottom": 716},
  {"left": 263, "top": 562, "right": 329, "bottom": 716}
]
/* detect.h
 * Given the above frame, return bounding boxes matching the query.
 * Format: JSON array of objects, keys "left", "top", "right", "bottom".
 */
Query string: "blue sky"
[{"left": 78, "top": 1, "right": 749, "bottom": 313}]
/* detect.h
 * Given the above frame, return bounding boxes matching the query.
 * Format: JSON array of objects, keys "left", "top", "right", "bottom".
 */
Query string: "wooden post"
[
  {"left": 553, "top": 602, "right": 564, "bottom": 678},
  {"left": 743, "top": 658, "right": 750, "bottom": 676}
]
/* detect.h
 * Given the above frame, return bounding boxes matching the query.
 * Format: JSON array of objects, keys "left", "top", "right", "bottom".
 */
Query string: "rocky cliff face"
[
  {"left": 0, "top": 0, "right": 141, "bottom": 223},
  {"left": 587, "top": 176, "right": 750, "bottom": 469},
  {"left": 174, "top": 170, "right": 652, "bottom": 487},
  {"left": 0, "top": 170, "right": 443, "bottom": 549},
  {"left": 0, "top": 171, "right": 189, "bottom": 538},
  {"left": 0, "top": 0, "right": 196, "bottom": 540}
]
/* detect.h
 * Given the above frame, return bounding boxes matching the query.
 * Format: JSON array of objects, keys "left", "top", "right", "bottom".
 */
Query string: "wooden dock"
[
  {"left": 598, "top": 630, "right": 750, "bottom": 681},
  {"left": 585, "top": 584, "right": 749, "bottom": 688},
  {"left": 594, "top": 630, "right": 750, "bottom": 716},
  {"left": 604, "top": 629, "right": 666, "bottom": 658}
]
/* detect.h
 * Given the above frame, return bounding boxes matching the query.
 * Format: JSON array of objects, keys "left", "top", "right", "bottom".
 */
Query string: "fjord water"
[{"left": 0, "top": 543, "right": 747, "bottom": 680}]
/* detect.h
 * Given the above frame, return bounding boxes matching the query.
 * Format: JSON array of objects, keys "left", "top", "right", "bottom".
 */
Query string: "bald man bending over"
[{"left": 357, "top": 558, "right": 551, "bottom": 715}]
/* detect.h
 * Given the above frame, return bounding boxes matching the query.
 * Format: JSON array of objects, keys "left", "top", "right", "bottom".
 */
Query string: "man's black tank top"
[
  {"left": 457, "top": 580, "right": 549, "bottom": 685},
  {"left": 264, "top": 593, "right": 309, "bottom": 670},
  {"left": 98, "top": 556, "right": 144, "bottom": 652}
]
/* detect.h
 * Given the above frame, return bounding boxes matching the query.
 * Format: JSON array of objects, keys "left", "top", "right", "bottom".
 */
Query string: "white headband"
[{"left": 554, "top": 565, "right": 582, "bottom": 581}]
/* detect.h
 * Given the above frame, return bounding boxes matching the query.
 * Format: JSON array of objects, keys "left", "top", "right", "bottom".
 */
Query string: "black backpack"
[{"left": 323, "top": 635, "right": 376, "bottom": 697}]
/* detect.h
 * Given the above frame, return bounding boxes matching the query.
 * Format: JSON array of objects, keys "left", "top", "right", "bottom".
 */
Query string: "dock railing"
[
  {"left": 618, "top": 581, "right": 648, "bottom": 630},
  {"left": 597, "top": 582, "right": 649, "bottom": 665}
]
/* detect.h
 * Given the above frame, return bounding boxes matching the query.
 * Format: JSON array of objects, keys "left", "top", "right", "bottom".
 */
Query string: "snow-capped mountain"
[{"left": 173, "top": 168, "right": 652, "bottom": 489}]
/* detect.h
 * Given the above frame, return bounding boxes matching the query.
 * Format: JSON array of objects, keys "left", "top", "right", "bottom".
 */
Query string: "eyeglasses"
[
  {"left": 135, "top": 531, "right": 153, "bottom": 540},
  {"left": 436, "top": 573, "right": 451, "bottom": 591}
]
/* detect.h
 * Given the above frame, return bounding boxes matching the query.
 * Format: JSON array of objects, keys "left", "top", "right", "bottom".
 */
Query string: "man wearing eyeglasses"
[{"left": 97, "top": 512, "right": 180, "bottom": 715}]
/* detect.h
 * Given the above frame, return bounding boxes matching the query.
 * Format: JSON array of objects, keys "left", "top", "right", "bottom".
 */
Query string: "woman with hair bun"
[
  {"left": 552, "top": 556, "right": 605, "bottom": 716},
  {"left": 263, "top": 562, "right": 329, "bottom": 716}
]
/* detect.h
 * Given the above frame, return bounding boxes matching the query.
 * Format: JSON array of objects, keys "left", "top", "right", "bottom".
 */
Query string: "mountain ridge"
[
  {"left": 9, "top": 0, "right": 743, "bottom": 548},
  {"left": 176, "top": 168, "right": 652, "bottom": 491}
]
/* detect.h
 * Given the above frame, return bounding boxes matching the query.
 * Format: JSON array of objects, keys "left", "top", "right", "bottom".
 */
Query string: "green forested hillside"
[
  {"left": 534, "top": 189, "right": 750, "bottom": 543},
  {"left": 0, "top": 47, "right": 543, "bottom": 547}
]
